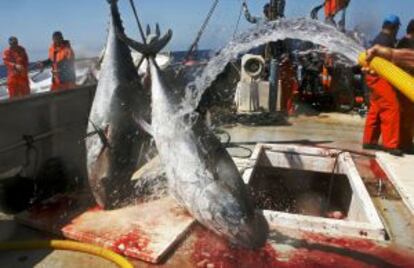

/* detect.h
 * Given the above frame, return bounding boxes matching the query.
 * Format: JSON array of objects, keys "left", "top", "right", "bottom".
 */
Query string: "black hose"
[
  {"left": 323, "top": 151, "right": 347, "bottom": 215},
  {"left": 213, "top": 128, "right": 253, "bottom": 158}
]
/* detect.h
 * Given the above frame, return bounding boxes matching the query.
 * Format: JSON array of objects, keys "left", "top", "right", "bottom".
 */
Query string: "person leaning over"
[{"left": 38, "top": 31, "right": 76, "bottom": 91}]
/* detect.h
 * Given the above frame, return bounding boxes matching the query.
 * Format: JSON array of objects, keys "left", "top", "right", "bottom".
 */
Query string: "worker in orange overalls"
[
  {"left": 396, "top": 19, "right": 414, "bottom": 153},
  {"left": 324, "top": 0, "right": 350, "bottom": 25},
  {"left": 363, "top": 15, "right": 402, "bottom": 156},
  {"left": 39, "top": 31, "right": 76, "bottom": 91},
  {"left": 322, "top": 55, "right": 333, "bottom": 92},
  {"left": 279, "top": 53, "right": 299, "bottom": 115},
  {"left": 2, "top": 37, "right": 30, "bottom": 98}
]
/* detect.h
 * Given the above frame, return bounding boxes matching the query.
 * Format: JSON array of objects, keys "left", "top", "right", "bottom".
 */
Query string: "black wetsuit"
[
  {"left": 397, "top": 37, "right": 414, "bottom": 49},
  {"left": 371, "top": 32, "right": 396, "bottom": 48}
]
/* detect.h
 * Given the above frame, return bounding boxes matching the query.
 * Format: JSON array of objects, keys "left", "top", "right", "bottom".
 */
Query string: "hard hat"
[{"left": 384, "top": 15, "right": 401, "bottom": 26}]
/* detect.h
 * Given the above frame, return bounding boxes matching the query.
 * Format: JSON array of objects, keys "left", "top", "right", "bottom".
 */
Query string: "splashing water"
[{"left": 183, "top": 18, "right": 365, "bottom": 114}]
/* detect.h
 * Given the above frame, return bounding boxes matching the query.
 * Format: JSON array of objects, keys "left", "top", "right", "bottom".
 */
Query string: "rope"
[
  {"left": 232, "top": 0, "right": 244, "bottom": 39},
  {"left": 185, "top": 0, "right": 220, "bottom": 61},
  {"left": 213, "top": 128, "right": 253, "bottom": 158},
  {"left": 0, "top": 124, "right": 83, "bottom": 155}
]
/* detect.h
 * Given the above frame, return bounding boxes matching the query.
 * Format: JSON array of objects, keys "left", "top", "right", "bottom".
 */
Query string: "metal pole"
[
  {"left": 269, "top": 59, "right": 278, "bottom": 112},
  {"left": 129, "top": 0, "right": 147, "bottom": 44},
  {"left": 276, "top": 77, "right": 283, "bottom": 111}
]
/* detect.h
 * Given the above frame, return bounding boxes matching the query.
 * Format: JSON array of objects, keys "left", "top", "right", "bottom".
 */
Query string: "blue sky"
[{"left": 0, "top": 0, "right": 413, "bottom": 61}]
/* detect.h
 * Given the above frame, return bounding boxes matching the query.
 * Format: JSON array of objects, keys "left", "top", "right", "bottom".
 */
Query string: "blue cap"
[{"left": 384, "top": 15, "right": 401, "bottom": 26}]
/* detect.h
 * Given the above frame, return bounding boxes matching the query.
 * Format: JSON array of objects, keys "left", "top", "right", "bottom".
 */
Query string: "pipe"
[
  {"left": 269, "top": 59, "right": 278, "bottom": 112},
  {"left": 0, "top": 240, "right": 133, "bottom": 268},
  {"left": 358, "top": 52, "right": 414, "bottom": 103}
]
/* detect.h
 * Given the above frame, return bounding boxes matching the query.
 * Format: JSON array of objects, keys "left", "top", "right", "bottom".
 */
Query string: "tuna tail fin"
[
  {"left": 155, "top": 23, "right": 161, "bottom": 38},
  {"left": 146, "top": 24, "right": 151, "bottom": 36},
  {"left": 115, "top": 25, "right": 173, "bottom": 57}
]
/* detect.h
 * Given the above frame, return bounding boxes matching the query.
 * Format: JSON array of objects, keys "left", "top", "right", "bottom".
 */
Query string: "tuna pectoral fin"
[
  {"left": 134, "top": 115, "right": 153, "bottom": 136},
  {"left": 115, "top": 25, "right": 173, "bottom": 57},
  {"left": 131, "top": 156, "right": 161, "bottom": 180},
  {"left": 88, "top": 120, "right": 112, "bottom": 149}
]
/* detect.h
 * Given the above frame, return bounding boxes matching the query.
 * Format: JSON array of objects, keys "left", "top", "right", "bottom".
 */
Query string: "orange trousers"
[
  {"left": 399, "top": 94, "right": 414, "bottom": 150},
  {"left": 363, "top": 75, "right": 400, "bottom": 149},
  {"left": 280, "top": 61, "right": 299, "bottom": 115},
  {"left": 7, "top": 77, "right": 30, "bottom": 98}
]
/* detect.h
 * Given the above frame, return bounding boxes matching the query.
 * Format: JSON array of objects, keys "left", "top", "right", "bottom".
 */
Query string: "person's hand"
[
  {"left": 366, "top": 45, "right": 393, "bottom": 62},
  {"left": 361, "top": 45, "right": 393, "bottom": 75},
  {"left": 361, "top": 65, "right": 378, "bottom": 76}
]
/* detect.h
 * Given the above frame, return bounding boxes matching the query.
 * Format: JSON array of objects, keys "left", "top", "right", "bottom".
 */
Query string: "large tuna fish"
[
  {"left": 86, "top": 0, "right": 170, "bottom": 209},
  {"left": 117, "top": 30, "right": 269, "bottom": 248}
]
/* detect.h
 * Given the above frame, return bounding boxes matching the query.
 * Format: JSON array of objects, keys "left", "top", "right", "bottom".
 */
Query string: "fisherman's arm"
[
  {"left": 364, "top": 45, "right": 414, "bottom": 73},
  {"left": 64, "top": 46, "right": 75, "bottom": 61},
  {"left": 38, "top": 59, "right": 52, "bottom": 69},
  {"left": 3, "top": 50, "right": 15, "bottom": 69},
  {"left": 3, "top": 50, "right": 23, "bottom": 72},
  {"left": 391, "top": 49, "right": 414, "bottom": 71}
]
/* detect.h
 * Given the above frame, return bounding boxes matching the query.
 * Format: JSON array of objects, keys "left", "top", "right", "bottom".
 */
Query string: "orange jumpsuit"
[
  {"left": 363, "top": 75, "right": 400, "bottom": 149},
  {"left": 324, "top": 0, "right": 350, "bottom": 18},
  {"left": 397, "top": 37, "right": 414, "bottom": 150},
  {"left": 45, "top": 41, "right": 76, "bottom": 91},
  {"left": 398, "top": 93, "right": 414, "bottom": 150},
  {"left": 279, "top": 59, "right": 299, "bottom": 115},
  {"left": 2, "top": 46, "right": 30, "bottom": 98}
]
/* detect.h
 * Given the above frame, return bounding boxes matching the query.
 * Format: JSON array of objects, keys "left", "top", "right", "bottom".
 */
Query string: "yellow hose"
[
  {"left": 359, "top": 52, "right": 414, "bottom": 102},
  {"left": 0, "top": 240, "right": 133, "bottom": 268}
]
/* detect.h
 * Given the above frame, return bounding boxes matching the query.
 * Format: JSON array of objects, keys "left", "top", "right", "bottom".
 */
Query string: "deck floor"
[
  {"left": 377, "top": 152, "right": 414, "bottom": 215},
  {"left": 1, "top": 113, "right": 414, "bottom": 267}
]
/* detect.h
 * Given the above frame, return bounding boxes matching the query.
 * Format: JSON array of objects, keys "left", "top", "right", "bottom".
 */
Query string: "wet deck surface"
[
  {"left": 377, "top": 152, "right": 414, "bottom": 215},
  {"left": 1, "top": 113, "right": 414, "bottom": 267}
]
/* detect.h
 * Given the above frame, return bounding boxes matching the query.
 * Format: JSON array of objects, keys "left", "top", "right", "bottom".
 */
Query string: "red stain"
[
  {"left": 369, "top": 159, "right": 388, "bottom": 181},
  {"left": 87, "top": 205, "right": 103, "bottom": 212},
  {"left": 192, "top": 230, "right": 279, "bottom": 268},
  {"left": 304, "top": 233, "right": 377, "bottom": 250},
  {"left": 191, "top": 228, "right": 414, "bottom": 268},
  {"left": 303, "top": 233, "right": 414, "bottom": 267},
  {"left": 112, "top": 229, "right": 153, "bottom": 258},
  {"left": 283, "top": 249, "right": 374, "bottom": 268}
]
